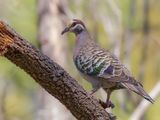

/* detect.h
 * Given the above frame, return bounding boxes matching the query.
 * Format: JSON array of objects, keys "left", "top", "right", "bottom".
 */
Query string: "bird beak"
[{"left": 61, "top": 27, "right": 70, "bottom": 35}]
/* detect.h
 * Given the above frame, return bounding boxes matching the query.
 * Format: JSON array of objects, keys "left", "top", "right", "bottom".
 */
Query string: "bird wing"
[
  {"left": 97, "top": 51, "right": 131, "bottom": 82},
  {"left": 74, "top": 46, "right": 131, "bottom": 83}
]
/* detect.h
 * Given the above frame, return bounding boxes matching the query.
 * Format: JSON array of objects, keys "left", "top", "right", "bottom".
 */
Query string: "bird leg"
[
  {"left": 89, "top": 84, "right": 100, "bottom": 95},
  {"left": 99, "top": 89, "right": 114, "bottom": 109},
  {"left": 89, "top": 87, "right": 99, "bottom": 95},
  {"left": 99, "top": 99, "right": 114, "bottom": 109},
  {"left": 106, "top": 89, "right": 114, "bottom": 108}
]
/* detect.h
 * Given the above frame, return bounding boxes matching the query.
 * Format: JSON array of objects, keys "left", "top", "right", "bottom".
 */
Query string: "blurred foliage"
[
  {"left": 0, "top": 0, "right": 37, "bottom": 120},
  {"left": 0, "top": 0, "right": 160, "bottom": 120}
]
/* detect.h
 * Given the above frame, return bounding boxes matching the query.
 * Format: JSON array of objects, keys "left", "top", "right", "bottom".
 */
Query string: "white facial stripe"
[{"left": 72, "top": 24, "right": 84, "bottom": 30}]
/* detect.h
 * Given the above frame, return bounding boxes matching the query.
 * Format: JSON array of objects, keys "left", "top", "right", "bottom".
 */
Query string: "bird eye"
[{"left": 71, "top": 22, "right": 76, "bottom": 27}]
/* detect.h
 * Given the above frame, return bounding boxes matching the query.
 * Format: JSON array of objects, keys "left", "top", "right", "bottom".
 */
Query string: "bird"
[{"left": 61, "top": 19, "right": 154, "bottom": 108}]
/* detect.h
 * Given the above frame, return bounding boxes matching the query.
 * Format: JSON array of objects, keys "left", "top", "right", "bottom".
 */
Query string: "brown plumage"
[{"left": 61, "top": 19, "right": 154, "bottom": 107}]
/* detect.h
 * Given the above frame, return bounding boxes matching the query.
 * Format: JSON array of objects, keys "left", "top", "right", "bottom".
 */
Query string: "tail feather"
[{"left": 122, "top": 81, "right": 154, "bottom": 103}]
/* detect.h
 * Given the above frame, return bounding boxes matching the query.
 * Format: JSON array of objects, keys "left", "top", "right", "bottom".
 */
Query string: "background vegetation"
[{"left": 0, "top": 0, "right": 160, "bottom": 120}]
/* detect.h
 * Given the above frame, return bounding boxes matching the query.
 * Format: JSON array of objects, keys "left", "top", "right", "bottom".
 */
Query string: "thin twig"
[{"left": 129, "top": 81, "right": 160, "bottom": 120}]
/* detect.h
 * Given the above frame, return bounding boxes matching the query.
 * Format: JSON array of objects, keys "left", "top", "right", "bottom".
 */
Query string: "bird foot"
[
  {"left": 99, "top": 99, "right": 115, "bottom": 109},
  {"left": 89, "top": 89, "right": 97, "bottom": 95},
  {"left": 109, "top": 113, "right": 117, "bottom": 120},
  {"left": 89, "top": 91, "right": 94, "bottom": 95}
]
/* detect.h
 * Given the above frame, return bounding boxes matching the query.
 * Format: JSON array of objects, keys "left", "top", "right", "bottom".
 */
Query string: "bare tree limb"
[
  {"left": 129, "top": 81, "right": 160, "bottom": 120},
  {"left": 0, "top": 21, "right": 112, "bottom": 120}
]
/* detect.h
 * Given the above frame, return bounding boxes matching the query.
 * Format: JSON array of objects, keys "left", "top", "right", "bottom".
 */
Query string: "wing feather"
[{"left": 74, "top": 44, "right": 131, "bottom": 82}]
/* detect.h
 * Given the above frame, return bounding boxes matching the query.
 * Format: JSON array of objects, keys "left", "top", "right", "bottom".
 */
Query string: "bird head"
[{"left": 61, "top": 19, "right": 86, "bottom": 35}]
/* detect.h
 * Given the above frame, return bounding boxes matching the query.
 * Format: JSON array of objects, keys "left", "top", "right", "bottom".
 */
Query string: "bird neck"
[{"left": 74, "top": 30, "right": 92, "bottom": 57}]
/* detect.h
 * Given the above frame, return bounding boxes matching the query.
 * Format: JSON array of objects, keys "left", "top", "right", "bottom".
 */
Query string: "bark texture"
[{"left": 0, "top": 21, "right": 111, "bottom": 120}]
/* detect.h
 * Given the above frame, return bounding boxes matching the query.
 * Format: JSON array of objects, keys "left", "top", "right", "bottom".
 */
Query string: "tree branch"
[{"left": 0, "top": 21, "right": 112, "bottom": 120}]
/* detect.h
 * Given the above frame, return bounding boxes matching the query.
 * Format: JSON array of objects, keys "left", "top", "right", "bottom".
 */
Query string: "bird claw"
[
  {"left": 89, "top": 91, "right": 94, "bottom": 95},
  {"left": 99, "top": 99, "right": 115, "bottom": 109},
  {"left": 107, "top": 101, "right": 115, "bottom": 108},
  {"left": 109, "top": 113, "right": 117, "bottom": 120},
  {"left": 89, "top": 89, "right": 97, "bottom": 95}
]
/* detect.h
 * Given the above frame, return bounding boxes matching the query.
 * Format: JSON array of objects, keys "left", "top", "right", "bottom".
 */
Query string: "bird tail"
[{"left": 121, "top": 78, "right": 154, "bottom": 103}]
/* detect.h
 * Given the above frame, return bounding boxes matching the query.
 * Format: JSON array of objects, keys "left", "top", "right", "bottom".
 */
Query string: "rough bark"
[{"left": 0, "top": 21, "right": 111, "bottom": 120}]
